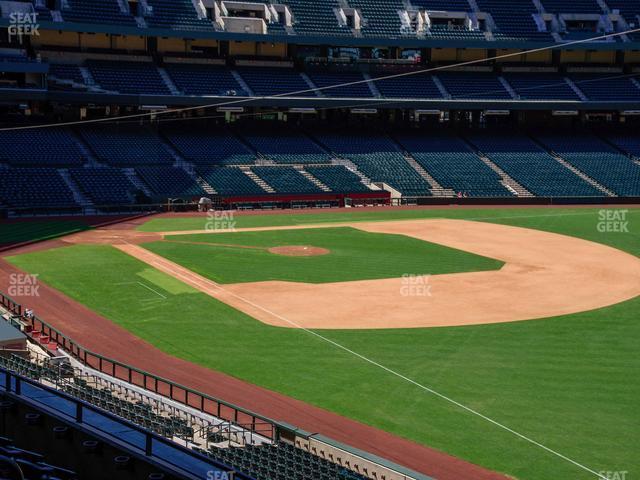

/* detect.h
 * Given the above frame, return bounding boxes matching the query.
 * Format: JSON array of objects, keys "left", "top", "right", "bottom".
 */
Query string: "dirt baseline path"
[{"left": 120, "top": 219, "right": 640, "bottom": 329}]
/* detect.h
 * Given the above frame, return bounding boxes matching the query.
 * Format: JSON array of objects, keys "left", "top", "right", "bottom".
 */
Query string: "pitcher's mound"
[{"left": 268, "top": 246, "right": 330, "bottom": 257}]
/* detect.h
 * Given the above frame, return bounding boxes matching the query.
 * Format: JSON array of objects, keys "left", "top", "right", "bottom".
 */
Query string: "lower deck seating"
[
  {"left": 0, "top": 168, "right": 77, "bottom": 208},
  {"left": 69, "top": 167, "right": 138, "bottom": 204},
  {"left": 397, "top": 133, "right": 512, "bottom": 197},
  {"left": 199, "top": 167, "right": 267, "bottom": 195},
  {"left": 604, "top": 133, "right": 640, "bottom": 157},
  {"left": 305, "top": 165, "right": 370, "bottom": 192},
  {"left": 252, "top": 166, "right": 324, "bottom": 193},
  {"left": 316, "top": 134, "right": 431, "bottom": 196},
  {"left": 135, "top": 166, "right": 205, "bottom": 198},
  {"left": 468, "top": 132, "right": 602, "bottom": 196},
  {"left": 536, "top": 133, "right": 640, "bottom": 196}
]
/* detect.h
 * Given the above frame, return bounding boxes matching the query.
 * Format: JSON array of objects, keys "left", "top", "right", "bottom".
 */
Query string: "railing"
[
  {"left": 0, "top": 290, "right": 279, "bottom": 442},
  {"left": 0, "top": 369, "right": 256, "bottom": 480}
]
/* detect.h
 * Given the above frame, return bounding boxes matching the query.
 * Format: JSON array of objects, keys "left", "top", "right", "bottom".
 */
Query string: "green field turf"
[
  {"left": 137, "top": 206, "right": 606, "bottom": 232},
  {"left": 142, "top": 227, "right": 503, "bottom": 284},
  {"left": 6, "top": 207, "right": 640, "bottom": 480}
]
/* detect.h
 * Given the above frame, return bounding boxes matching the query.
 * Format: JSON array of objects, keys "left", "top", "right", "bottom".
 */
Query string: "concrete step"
[
  {"left": 552, "top": 154, "right": 617, "bottom": 197},
  {"left": 123, "top": 168, "right": 153, "bottom": 198},
  {"left": 295, "top": 166, "right": 331, "bottom": 192},
  {"left": 402, "top": 154, "right": 454, "bottom": 197},
  {"left": 195, "top": 175, "right": 217, "bottom": 195},
  {"left": 58, "top": 169, "right": 97, "bottom": 211},
  {"left": 158, "top": 67, "right": 181, "bottom": 95},
  {"left": 330, "top": 158, "right": 372, "bottom": 186},
  {"left": 231, "top": 70, "right": 254, "bottom": 96},
  {"left": 477, "top": 155, "right": 534, "bottom": 197},
  {"left": 528, "top": 135, "right": 617, "bottom": 197},
  {"left": 242, "top": 168, "right": 276, "bottom": 193}
]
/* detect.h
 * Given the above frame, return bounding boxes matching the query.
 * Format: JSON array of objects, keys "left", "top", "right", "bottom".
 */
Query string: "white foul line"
[{"left": 117, "top": 235, "right": 608, "bottom": 480}]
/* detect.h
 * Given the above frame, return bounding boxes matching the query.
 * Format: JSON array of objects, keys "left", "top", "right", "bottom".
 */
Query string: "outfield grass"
[
  {"left": 6, "top": 207, "right": 640, "bottom": 480},
  {"left": 142, "top": 227, "right": 502, "bottom": 284},
  {"left": 137, "top": 206, "right": 604, "bottom": 232}
]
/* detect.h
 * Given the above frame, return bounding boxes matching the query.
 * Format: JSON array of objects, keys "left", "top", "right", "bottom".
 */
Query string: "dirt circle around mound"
[{"left": 268, "top": 245, "right": 330, "bottom": 257}]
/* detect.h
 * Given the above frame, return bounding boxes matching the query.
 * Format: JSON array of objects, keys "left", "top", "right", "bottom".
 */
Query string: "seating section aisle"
[
  {"left": 143, "top": 0, "right": 214, "bottom": 31},
  {"left": 135, "top": 166, "right": 205, "bottom": 197},
  {"left": 69, "top": 167, "right": 138, "bottom": 204},
  {"left": 504, "top": 74, "right": 580, "bottom": 100},
  {"left": 305, "top": 165, "right": 370, "bottom": 192},
  {"left": 252, "top": 166, "right": 324, "bottom": 193},
  {"left": 306, "top": 71, "right": 372, "bottom": 98},
  {"left": 198, "top": 167, "right": 267, "bottom": 195},
  {"left": 397, "top": 133, "right": 512, "bottom": 197},
  {"left": 236, "top": 68, "right": 316, "bottom": 96},
  {"left": 164, "top": 64, "right": 246, "bottom": 96},
  {"left": 570, "top": 75, "right": 640, "bottom": 101},
  {"left": 373, "top": 71, "right": 443, "bottom": 99},
  {"left": 467, "top": 132, "right": 602, "bottom": 196},
  {"left": 316, "top": 133, "right": 431, "bottom": 196},
  {"left": 536, "top": 133, "right": 640, "bottom": 196}
]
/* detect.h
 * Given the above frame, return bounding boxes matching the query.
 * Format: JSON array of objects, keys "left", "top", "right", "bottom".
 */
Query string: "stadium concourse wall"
[{"left": 0, "top": 290, "right": 432, "bottom": 480}]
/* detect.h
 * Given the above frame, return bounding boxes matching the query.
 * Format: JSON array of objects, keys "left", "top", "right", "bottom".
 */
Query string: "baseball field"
[{"left": 3, "top": 206, "right": 639, "bottom": 480}]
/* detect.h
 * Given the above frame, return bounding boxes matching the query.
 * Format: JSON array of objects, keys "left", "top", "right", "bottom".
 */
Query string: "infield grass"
[
  {"left": 142, "top": 227, "right": 503, "bottom": 284},
  {"left": 6, "top": 206, "right": 640, "bottom": 480}
]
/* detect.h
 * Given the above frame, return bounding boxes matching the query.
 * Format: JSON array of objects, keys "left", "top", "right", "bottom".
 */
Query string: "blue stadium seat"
[
  {"left": 61, "top": 0, "right": 136, "bottom": 26},
  {"left": 438, "top": 72, "right": 512, "bottom": 99},
  {"left": 305, "top": 165, "right": 370, "bottom": 192},
  {"left": 135, "top": 166, "right": 205, "bottom": 198},
  {"left": 77, "top": 126, "right": 174, "bottom": 166},
  {"left": 198, "top": 167, "right": 267, "bottom": 195},
  {"left": 236, "top": 67, "right": 317, "bottom": 97},
  {"left": 316, "top": 133, "right": 431, "bottom": 196},
  {"left": 0, "top": 168, "right": 78, "bottom": 208},
  {"left": 164, "top": 64, "right": 247, "bottom": 96},
  {"left": 164, "top": 127, "right": 256, "bottom": 165},
  {"left": 87, "top": 60, "right": 171, "bottom": 95},
  {"left": 243, "top": 132, "right": 331, "bottom": 164},
  {"left": 69, "top": 167, "right": 138, "bottom": 204},
  {"left": 505, "top": 73, "right": 580, "bottom": 100},
  {"left": 0, "top": 128, "right": 85, "bottom": 166},
  {"left": 468, "top": 132, "right": 602, "bottom": 196},
  {"left": 397, "top": 133, "right": 512, "bottom": 197},
  {"left": 307, "top": 71, "right": 372, "bottom": 97},
  {"left": 536, "top": 133, "right": 640, "bottom": 196},
  {"left": 252, "top": 166, "right": 324, "bottom": 193}
]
